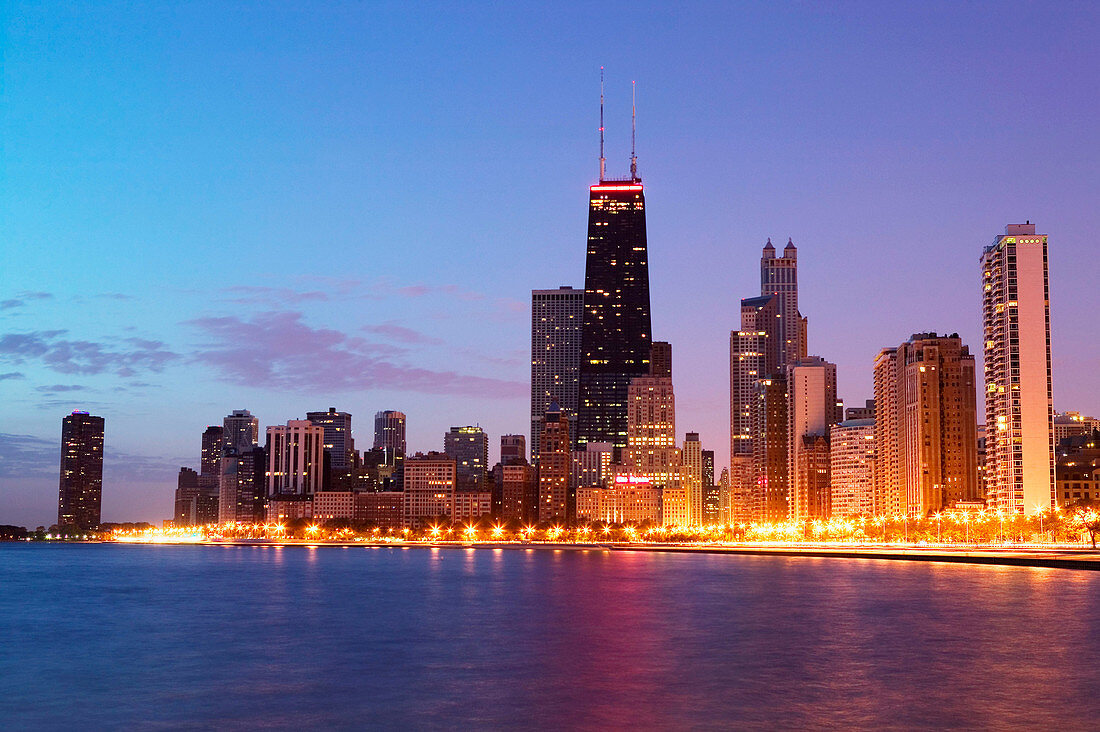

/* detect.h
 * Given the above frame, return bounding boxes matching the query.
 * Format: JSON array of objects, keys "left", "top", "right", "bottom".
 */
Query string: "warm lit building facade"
[
  {"left": 752, "top": 376, "right": 789, "bottom": 522},
  {"left": 454, "top": 490, "right": 493, "bottom": 522},
  {"left": 403, "top": 452, "right": 456, "bottom": 529},
  {"left": 312, "top": 491, "right": 356, "bottom": 522},
  {"left": 682, "top": 432, "right": 703, "bottom": 525},
  {"left": 829, "top": 419, "right": 876, "bottom": 517},
  {"left": 577, "top": 480, "right": 663, "bottom": 524},
  {"left": 981, "top": 223, "right": 1055, "bottom": 513},
  {"left": 786, "top": 357, "right": 841, "bottom": 521},
  {"left": 538, "top": 403, "right": 572, "bottom": 524},
  {"left": 875, "top": 335, "right": 980, "bottom": 516},
  {"left": 266, "top": 420, "right": 325, "bottom": 496},
  {"left": 354, "top": 491, "right": 404, "bottom": 529},
  {"left": 499, "top": 463, "right": 538, "bottom": 523}
]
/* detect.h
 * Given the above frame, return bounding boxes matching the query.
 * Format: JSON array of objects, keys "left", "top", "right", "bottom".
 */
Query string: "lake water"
[{"left": 2, "top": 544, "right": 1098, "bottom": 730}]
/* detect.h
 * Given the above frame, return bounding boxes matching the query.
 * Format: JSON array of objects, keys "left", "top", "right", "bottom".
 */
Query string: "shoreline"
[{"left": 94, "top": 539, "right": 1100, "bottom": 570}]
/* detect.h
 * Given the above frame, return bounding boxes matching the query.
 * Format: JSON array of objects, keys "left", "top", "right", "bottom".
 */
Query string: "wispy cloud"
[
  {"left": 223, "top": 285, "right": 331, "bottom": 305},
  {"left": 0, "top": 291, "right": 53, "bottom": 310},
  {"left": 185, "top": 310, "right": 525, "bottom": 398},
  {"left": 362, "top": 322, "right": 443, "bottom": 345},
  {"left": 36, "top": 384, "right": 87, "bottom": 393},
  {"left": 0, "top": 330, "right": 177, "bottom": 377},
  {"left": 0, "top": 372, "right": 25, "bottom": 381}
]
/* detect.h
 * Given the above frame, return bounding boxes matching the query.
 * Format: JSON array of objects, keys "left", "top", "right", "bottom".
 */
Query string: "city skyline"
[{"left": 3, "top": 3, "right": 1100, "bottom": 528}]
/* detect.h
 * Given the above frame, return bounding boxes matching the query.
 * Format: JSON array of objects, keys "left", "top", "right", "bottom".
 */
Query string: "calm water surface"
[{"left": 1, "top": 544, "right": 1098, "bottom": 730}]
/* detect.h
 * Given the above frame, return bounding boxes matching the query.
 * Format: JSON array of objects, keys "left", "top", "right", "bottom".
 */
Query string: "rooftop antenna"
[
  {"left": 630, "top": 79, "right": 637, "bottom": 180},
  {"left": 599, "top": 67, "right": 606, "bottom": 181}
]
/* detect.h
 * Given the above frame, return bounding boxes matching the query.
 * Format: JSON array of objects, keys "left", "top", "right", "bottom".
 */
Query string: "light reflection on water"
[{"left": 1, "top": 544, "right": 1098, "bottom": 730}]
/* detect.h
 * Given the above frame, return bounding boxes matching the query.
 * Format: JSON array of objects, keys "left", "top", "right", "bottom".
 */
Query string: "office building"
[
  {"left": 576, "top": 135, "right": 653, "bottom": 455},
  {"left": 752, "top": 376, "right": 789, "bottom": 522},
  {"left": 981, "top": 222, "right": 1055, "bottom": 512},
  {"left": 223, "top": 409, "right": 259, "bottom": 454},
  {"left": 444, "top": 426, "right": 489, "bottom": 490},
  {"left": 199, "top": 425, "right": 224, "bottom": 493},
  {"left": 57, "top": 411, "right": 104, "bottom": 530},
  {"left": 174, "top": 466, "right": 218, "bottom": 527},
  {"left": 306, "top": 407, "right": 354, "bottom": 477},
  {"left": 682, "top": 432, "right": 703, "bottom": 525},
  {"left": 219, "top": 446, "right": 266, "bottom": 524},
  {"left": 845, "top": 400, "right": 875, "bottom": 422},
  {"left": 531, "top": 286, "right": 583, "bottom": 457},
  {"left": 373, "top": 410, "right": 406, "bottom": 456},
  {"left": 403, "top": 452, "right": 456, "bottom": 529},
  {"left": 499, "top": 463, "right": 538, "bottom": 523},
  {"left": 266, "top": 420, "right": 325, "bottom": 496},
  {"left": 500, "top": 434, "right": 527, "bottom": 466}
]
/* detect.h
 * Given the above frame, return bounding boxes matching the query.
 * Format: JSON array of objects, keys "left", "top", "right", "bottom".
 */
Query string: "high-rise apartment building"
[
  {"left": 57, "top": 411, "right": 104, "bottom": 530},
  {"left": 499, "top": 463, "right": 538, "bottom": 523},
  {"left": 576, "top": 173, "right": 652, "bottom": 456},
  {"left": 373, "top": 410, "right": 407, "bottom": 455},
  {"left": 174, "top": 466, "right": 218, "bottom": 527},
  {"left": 786, "top": 357, "right": 841, "bottom": 520},
  {"left": 531, "top": 286, "right": 583, "bottom": 457},
  {"left": 403, "top": 452, "right": 456, "bottom": 529},
  {"left": 981, "top": 222, "right": 1055, "bottom": 512},
  {"left": 907, "top": 335, "right": 976, "bottom": 515},
  {"left": 266, "top": 420, "right": 325, "bottom": 496},
  {"left": 444, "top": 426, "right": 489, "bottom": 490},
  {"left": 829, "top": 419, "right": 876, "bottom": 517},
  {"left": 875, "top": 335, "right": 980, "bottom": 515},
  {"left": 223, "top": 409, "right": 259, "bottom": 454},
  {"left": 682, "top": 432, "right": 703, "bottom": 525},
  {"left": 572, "top": 442, "right": 613, "bottom": 490},
  {"left": 538, "top": 402, "right": 572, "bottom": 524}
]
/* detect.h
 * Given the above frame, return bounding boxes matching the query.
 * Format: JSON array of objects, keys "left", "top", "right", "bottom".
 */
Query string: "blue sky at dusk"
[{"left": 2, "top": 2, "right": 1098, "bottom": 527}]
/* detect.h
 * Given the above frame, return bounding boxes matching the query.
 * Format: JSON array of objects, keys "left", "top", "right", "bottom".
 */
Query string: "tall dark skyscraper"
[
  {"left": 57, "top": 411, "right": 104, "bottom": 530},
  {"left": 576, "top": 82, "right": 652, "bottom": 456}
]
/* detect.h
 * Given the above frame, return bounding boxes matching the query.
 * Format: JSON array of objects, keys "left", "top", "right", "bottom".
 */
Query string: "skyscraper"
[
  {"left": 875, "top": 334, "right": 980, "bottom": 516},
  {"left": 266, "top": 420, "right": 325, "bottom": 497},
  {"left": 538, "top": 402, "right": 572, "bottom": 524},
  {"left": 199, "top": 425, "right": 225, "bottom": 493},
  {"left": 981, "top": 222, "right": 1055, "bottom": 512},
  {"left": 373, "top": 410, "right": 407, "bottom": 455},
  {"left": 682, "top": 432, "right": 703, "bottom": 525},
  {"left": 786, "top": 357, "right": 841, "bottom": 520},
  {"left": 402, "top": 452, "right": 456, "bottom": 529},
  {"left": 223, "top": 409, "right": 259, "bottom": 454},
  {"left": 444, "top": 426, "right": 489, "bottom": 490},
  {"left": 760, "top": 238, "right": 807, "bottom": 368},
  {"left": 57, "top": 411, "right": 104, "bottom": 530},
  {"left": 219, "top": 446, "right": 265, "bottom": 524},
  {"left": 307, "top": 407, "right": 354, "bottom": 485},
  {"left": 531, "top": 286, "right": 583, "bottom": 458},
  {"left": 576, "top": 107, "right": 652, "bottom": 456},
  {"left": 752, "top": 375, "right": 789, "bottom": 522}
]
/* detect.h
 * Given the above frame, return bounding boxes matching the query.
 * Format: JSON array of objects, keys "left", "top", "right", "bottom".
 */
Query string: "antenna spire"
[
  {"left": 599, "top": 67, "right": 606, "bottom": 182},
  {"left": 630, "top": 80, "right": 637, "bottom": 180}
]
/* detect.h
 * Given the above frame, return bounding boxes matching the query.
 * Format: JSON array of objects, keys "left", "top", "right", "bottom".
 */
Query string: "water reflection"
[{"left": 0, "top": 545, "right": 1097, "bottom": 729}]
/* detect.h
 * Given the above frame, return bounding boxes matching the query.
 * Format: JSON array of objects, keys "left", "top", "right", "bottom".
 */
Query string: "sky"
[{"left": 2, "top": 2, "right": 1098, "bottom": 528}]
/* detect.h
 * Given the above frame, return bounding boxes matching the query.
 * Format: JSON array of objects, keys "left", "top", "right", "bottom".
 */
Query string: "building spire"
[
  {"left": 630, "top": 80, "right": 637, "bottom": 180},
  {"left": 599, "top": 67, "right": 606, "bottom": 182}
]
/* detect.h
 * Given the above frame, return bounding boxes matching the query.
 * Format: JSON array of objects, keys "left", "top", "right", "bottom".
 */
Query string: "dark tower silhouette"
[{"left": 576, "top": 73, "right": 652, "bottom": 457}]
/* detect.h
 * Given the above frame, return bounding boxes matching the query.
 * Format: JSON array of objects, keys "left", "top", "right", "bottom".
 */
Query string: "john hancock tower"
[{"left": 576, "top": 76, "right": 652, "bottom": 459}]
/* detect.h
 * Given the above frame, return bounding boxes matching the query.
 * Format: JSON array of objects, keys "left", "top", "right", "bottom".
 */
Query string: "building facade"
[
  {"left": 531, "top": 286, "right": 583, "bottom": 457},
  {"left": 444, "top": 426, "right": 489, "bottom": 490},
  {"left": 576, "top": 178, "right": 652, "bottom": 456},
  {"left": 981, "top": 223, "right": 1055, "bottom": 512},
  {"left": 57, "top": 411, "right": 105, "bottom": 530},
  {"left": 403, "top": 452, "right": 456, "bottom": 529},
  {"left": 266, "top": 420, "right": 325, "bottom": 496},
  {"left": 829, "top": 419, "right": 876, "bottom": 517},
  {"left": 538, "top": 402, "right": 572, "bottom": 524},
  {"left": 223, "top": 409, "right": 259, "bottom": 454}
]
